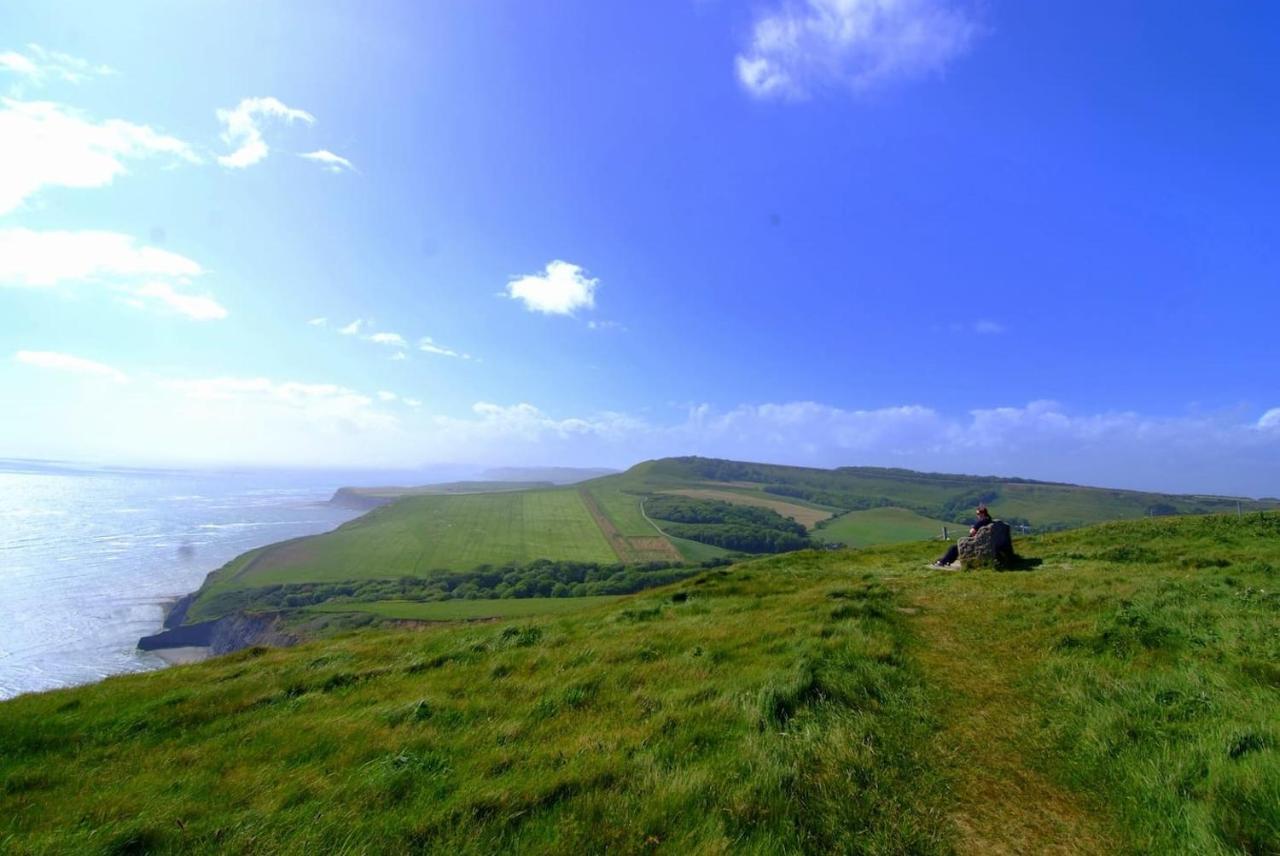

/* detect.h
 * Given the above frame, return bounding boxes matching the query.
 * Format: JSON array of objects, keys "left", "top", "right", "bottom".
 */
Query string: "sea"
[{"left": 0, "top": 460, "right": 431, "bottom": 700}]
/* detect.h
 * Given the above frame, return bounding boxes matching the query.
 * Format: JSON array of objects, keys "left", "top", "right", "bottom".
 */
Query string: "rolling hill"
[
  {"left": 3, "top": 513, "right": 1277, "bottom": 853},
  {"left": 170, "top": 456, "right": 1279, "bottom": 627}
]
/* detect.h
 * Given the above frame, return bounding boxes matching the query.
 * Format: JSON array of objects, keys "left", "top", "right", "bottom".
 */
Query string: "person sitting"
[{"left": 932, "top": 505, "right": 993, "bottom": 568}]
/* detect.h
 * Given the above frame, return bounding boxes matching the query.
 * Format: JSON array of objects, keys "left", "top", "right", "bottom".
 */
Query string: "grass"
[
  {"left": 193, "top": 489, "right": 617, "bottom": 605},
  {"left": 307, "top": 596, "right": 621, "bottom": 621},
  {"left": 816, "top": 506, "right": 957, "bottom": 547},
  {"left": 2, "top": 512, "right": 1277, "bottom": 853}
]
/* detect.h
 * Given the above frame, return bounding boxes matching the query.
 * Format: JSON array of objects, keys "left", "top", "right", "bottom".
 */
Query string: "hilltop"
[{"left": 3, "top": 513, "right": 1277, "bottom": 853}]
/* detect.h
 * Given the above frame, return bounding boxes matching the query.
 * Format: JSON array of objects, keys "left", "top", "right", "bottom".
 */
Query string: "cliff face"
[
  {"left": 139, "top": 611, "right": 296, "bottom": 655},
  {"left": 328, "top": 487, "right": 396, "bottom": 511}
]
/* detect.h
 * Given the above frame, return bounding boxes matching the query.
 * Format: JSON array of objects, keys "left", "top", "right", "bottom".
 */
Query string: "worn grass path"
[{"left": 903, "top": 581, "right": 1119, "bottom": 854}]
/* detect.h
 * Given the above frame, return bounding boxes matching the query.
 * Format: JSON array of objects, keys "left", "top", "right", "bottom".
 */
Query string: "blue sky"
[{"left": 2, "top": 0, "right": 1278, "bottom": 495}]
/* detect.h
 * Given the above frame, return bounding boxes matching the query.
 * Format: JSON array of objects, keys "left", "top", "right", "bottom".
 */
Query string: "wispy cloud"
[
  {"left": 1258, "top": 409, "right": 1280, "bottom": 431},
  {"left": 377, "top": 390, "right": 397, "bottom": 402},
  {"left": 15, "top": 350, "right": 128, "bottom": 383},
  {"left": 419, "top": 337, "right": 471, "bottom": 359},
  {"left": 300, "top": 149, "right": 356, "bottom": 174},
  {"left": 506, "top": 260, "right": 599, "bottom": 316},
  {"left": 129, "top": 281, "right": 227, "bottom": 320},
  {"left": 0, "top": 44, "right": 114, "bottom": 87},
  {"left": 0, "top": 228, "right": 225, "bottom": 320},
  {"left": 0, "top": 98, "right": 201, "bottom": 214},
  {"left": 973, "top": 320, "right": 1004, "bottom": 335},
  {"left": 338, "top": 318, "right": 366, "bottom": 336},
  {"left": 368, "top": 332, "right": 407, "bottom": 348},
  {"left": 307, "top": 317, "right": 328, "bottom": 328},
  {"left": 736, "top": 0, "right": 978, "bottom": 99},
  {"left": 587, "top": 319, "right": 625, "bottom": 332},
  {"left": 216, "top": 96, "right": 314, "bottom": 169}
]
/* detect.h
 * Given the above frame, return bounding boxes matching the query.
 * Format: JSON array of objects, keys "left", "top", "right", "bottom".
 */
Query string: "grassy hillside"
[
  {"left": 4, "top": 513, "right": 1277, "bottom": 854},
  {"left": 199, "top": 488, "right": 616, "bottom": 589},
  {"left": 816, "top": 506, "right": 958, "bottom": 547},
  {"left": 617, "top": 456, "right": 1278, "bottom": 530},
  {"left": 176, "top": 456, "right": 1279, "bottom": 626}
]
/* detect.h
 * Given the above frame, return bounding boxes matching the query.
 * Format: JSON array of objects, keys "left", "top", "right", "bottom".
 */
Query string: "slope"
[{"left": 3, "top": 513, "right": 1277, "bottom": 854}]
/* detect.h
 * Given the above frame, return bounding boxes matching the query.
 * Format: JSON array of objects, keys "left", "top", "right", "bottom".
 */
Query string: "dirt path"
[{"left": 908, "top": 588, "right": 1117, "bottom": 855}]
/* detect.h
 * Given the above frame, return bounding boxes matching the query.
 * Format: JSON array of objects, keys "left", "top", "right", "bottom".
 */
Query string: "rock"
[{"left": 957, "top": 520, "right": 1013, "bottom": 567}]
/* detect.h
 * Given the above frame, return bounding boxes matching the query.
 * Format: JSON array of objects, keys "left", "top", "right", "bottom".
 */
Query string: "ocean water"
[{"left": 0, "top": 462, "right": 367, "bottom": 700}]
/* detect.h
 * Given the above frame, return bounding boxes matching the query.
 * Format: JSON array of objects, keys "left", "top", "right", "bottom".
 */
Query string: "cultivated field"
[
  {"left": 213, "top": 489, "right": 617, "bottom": 590},
  {"left": 815, "top": 506, "right": 955, "bottom": 547},
  {"left": 578, "top": 488, "right": 681, "bottom": 563}
]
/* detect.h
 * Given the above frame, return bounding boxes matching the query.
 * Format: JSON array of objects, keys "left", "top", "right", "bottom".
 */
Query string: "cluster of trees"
[
  {"left": 937, "top": 490, "right": 1003, "bottom": 522},
  {"left": 763, "top": 484, "right": 896, "bottom": 512},
  {"left": 203, "top": 557, "right": 732, "bottom": 618},
  {"left": 646, "top": 495, "right": 814, "bottom": 554}
]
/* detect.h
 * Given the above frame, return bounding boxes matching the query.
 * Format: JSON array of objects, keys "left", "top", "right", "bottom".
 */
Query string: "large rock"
[{"left": 957, "top": 520, "right": 1013, "bottom": 567}]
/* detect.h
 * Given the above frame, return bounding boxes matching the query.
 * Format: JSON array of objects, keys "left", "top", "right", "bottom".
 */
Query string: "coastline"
[{"left": 135, "top": 487, "right": 374, "bottom": 659}]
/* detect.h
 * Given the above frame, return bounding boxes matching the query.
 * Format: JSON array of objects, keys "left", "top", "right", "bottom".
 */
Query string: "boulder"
[{"left": 957, "top": 520, "right": 1013, "bottom": 567}]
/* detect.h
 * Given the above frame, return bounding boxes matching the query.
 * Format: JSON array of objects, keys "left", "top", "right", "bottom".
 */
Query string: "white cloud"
[
  {"left": 403, "top": 397, "right": 423, "bottom": 408},
  {"left": 419, "top": 337, "right": 470, "bottom": 359},
  {"left": 973, "top": 320, "right": 1003, "bottom": 335},
  {"left": 308, "top": 317, "right": 328, "bottom": 327},
  {"left": 377, "top": 390, "right": 398, "bottom": 402},
  {"left": 0, "top": 44, "right": 114, "bottom": 87},
  {"left": 0, "top": 98, "right": 201, "bottom": 214},
  {"left": 0, "top": 228, "right": 201, "bottom": 286},
  {"left": 216, "top": 96, "right": 314, "bottom": 169},
  {"left": 300, "top": 149, "right": 355, "bottom": 174},
  {"left": 0, "top": 228, "right": 223, "bottom": 320},
  {"left": 338, "top": 319, "right": 366, "bottom": 336},
  {"left": 506, "top": 260, "right": 599, "bottom": 316},
  {"left": 0, "top": 52, "right": 37, "bottom": 79},
  {"left": 130, "top": 281, "right": 227, "bottom": 320},
  {"left": 736, "top": 0, "right": 978, "bottom": 99},
  {"left": 1258, "top": 408, "right": 1280, "bottom": 431},
  {"left": 15, "top": 350, "right": 127, "bottom": 383},
  {"left": 587, "top": 319, "right": 625, "bottom": 332},
  {"left": 368, "top": 332, "right": 407, "bottom": 348},
  {"left": 390, "top": 351, "right": 407, "bottom": 362}
]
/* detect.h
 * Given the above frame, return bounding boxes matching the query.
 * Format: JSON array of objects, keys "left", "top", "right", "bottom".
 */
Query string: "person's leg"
[{"left": 936, "top": 545, "right": 959, "bottom": 565}]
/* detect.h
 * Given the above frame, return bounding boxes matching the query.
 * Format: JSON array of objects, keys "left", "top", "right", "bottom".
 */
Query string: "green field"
[
  {"left": 815, "top": 506, "right": 957, "bottom": 547},
  {"left": 4, "top": 513, "right": 1277, "bottom": 853},
  {"left": 194, "top": 489, "right": 616, "bottom": 604},
  {"left": 308, "top": 596, "right": 621, "bottom": 621}
]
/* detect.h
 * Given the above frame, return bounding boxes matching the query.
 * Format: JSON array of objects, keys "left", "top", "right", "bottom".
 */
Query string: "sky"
[{"left": 1, "top": 0, "right": 1278, "bottom": 496}]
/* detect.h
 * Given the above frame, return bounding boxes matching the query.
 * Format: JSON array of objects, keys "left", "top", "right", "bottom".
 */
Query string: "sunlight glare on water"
[{"left": 0, "top": 464, "right": 362, "bottom": 699}]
